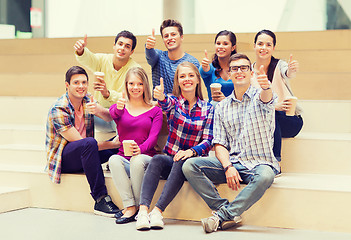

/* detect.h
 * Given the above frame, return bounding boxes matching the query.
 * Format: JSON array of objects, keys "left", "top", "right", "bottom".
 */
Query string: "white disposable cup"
[
  {"left": 94, "top": 72, "right": 105, "bottom": 82},
  {"left": 122, "top": 140, "right": 135, "bottom": 157},
  {"left": 210, "top": 83, "right": 222, "bottom": 98},
  {"left": 285, "top": 96, "right": 298, "bottom": 116}
]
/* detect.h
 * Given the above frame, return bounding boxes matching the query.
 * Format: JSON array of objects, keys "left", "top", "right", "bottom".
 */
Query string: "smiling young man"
[
  {"left": 45, "top": 66, "right": 121, "bottom": 217},
  {"left": 145, "top": 19, "right": 200, "bottom": 94},
  {"left": 183, "top": 53, "right": 280, "bottom": 233},
  {"left": 74, "top": 31, "right": 140, "bottom": 132}
]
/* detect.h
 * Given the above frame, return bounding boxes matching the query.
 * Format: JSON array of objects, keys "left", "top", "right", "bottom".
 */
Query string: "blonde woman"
[
  {"left": 108, "top": 67, "right": 163, "bottom": 224},
  {"left": 136, "top": 62, "right": 214, "bottom": 230}
]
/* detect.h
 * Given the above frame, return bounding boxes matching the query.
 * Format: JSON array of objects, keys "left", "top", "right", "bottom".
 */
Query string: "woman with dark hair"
[
  {"left": 200, "top": 30, "right": 237, "bottom": 105},
  {"left": 252, "top": 29, "right": 303, "bottom": 164},
  {"left": 135, "top": 62, "right": 214, "bottom": 230}
]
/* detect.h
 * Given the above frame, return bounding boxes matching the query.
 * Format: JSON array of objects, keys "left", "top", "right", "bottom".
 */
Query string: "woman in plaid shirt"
[{"left": 136, "top": 62, "right": 214, "bottom": 230}]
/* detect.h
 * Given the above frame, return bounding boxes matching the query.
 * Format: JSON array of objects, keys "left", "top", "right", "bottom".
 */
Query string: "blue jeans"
[
  {"left": 182, "top": 157, "right": 276, "bottom": 221},
  {"left": 139, "top": 154, "right": 186, "bottom": 212},
  {"left": 94, "top": 115, "right": 117, "bottom": 133}
]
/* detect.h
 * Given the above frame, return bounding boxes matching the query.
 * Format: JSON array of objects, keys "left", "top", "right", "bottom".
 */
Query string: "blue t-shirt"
[
  {"left": 200, "top": 63, "right": 234, "bottom": 101},
  {"left": 146, "top": 48, "right": 200, "bottom": 94}
]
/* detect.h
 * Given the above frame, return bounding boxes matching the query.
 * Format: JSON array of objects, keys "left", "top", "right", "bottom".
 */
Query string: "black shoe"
[
  {"left": 94, "top": 195, "right": 120, "bottom": 217},
  {"left": 115, "top": 211, "right": 138, "bottom": 224},
  {"left": 114, "top": 210, "right": 123, "bottom": 219}
]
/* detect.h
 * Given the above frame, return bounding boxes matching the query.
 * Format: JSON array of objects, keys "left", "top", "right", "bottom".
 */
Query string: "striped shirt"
[
  {"left": 159, "top": 94, "right": 214, "bottom": 156},
  {"left": 146, "top": 48, "right": 200, "bottom": 94},
  {"left": 45, "top": 92, "right": 94, "bottom": 183},
  {"left": 213, "top": 86, "right": 280, "bottom": 172}
]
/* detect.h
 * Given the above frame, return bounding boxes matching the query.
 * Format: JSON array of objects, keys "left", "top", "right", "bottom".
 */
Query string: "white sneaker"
[
  {"left": 149, "top": 209, "right": 164, "bottom": 229},
  {"left": 201, "top": 212, "right": 220, "bottom": 233},
  {"left": 220, "top": 216, "right": 242, "bottom": 230},
  {"left": 136, "top": 212, "right": 150, "bottom": 230}
]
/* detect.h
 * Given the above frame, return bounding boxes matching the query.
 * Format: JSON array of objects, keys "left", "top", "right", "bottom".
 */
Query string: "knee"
[
  {"left": 108, "top": 155, "right": 124, "bottom": 171},
  {"left": 149, "top": 154, "right": 165, "bottom": 167},
  {"left": 254, "top": 166, "right": 275, "bottom": 188},
  {"left": 130, "top": 155, "right": 149, "bottom": 169},
  {"left": 182, "top": 158, "right": 197, "bottom": 178},
  {"left": 83, "top": 137, "right": 98, "bottom": 151}
]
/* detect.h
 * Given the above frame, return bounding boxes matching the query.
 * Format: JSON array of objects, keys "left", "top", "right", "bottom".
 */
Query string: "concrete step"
[
  {"left": 0, "top": 164, "right": 350, "bottom": 233},
  {"left": 281, "top": 132, "right": 351, "bottom": 175},
  {"left": 299, "top": 100, "right": 351, "bottom": 133},
  {"left": 0, "top": 124, "right": 45, "bottom": 145},
  {"left": 1, "top": 132, "right": 349, "bottom": 175},
  {"left": 0, "top": 186, "right": 30, "bottom": 213}
]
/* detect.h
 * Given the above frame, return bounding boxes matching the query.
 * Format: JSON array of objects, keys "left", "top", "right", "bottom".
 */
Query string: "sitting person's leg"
[
  {"left": 61, "top": 137, "right": 119, "bottom": 216},
  {"left": 276, "top": 111, "right": 303, "bottom": 138},
  {"left": 129, "top": 154, "right": 152, "bottom": 207},
  {"left": 94, "top": 115, "right": 117, "bottom": 133}
]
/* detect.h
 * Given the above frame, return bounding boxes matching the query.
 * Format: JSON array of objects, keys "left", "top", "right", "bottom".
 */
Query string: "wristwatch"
[
  {"left": 224, "top": 163, "right": 233, "bottom": 173},
  {"left": 190, "top": 148, "right": 197, "bottom": 157}
]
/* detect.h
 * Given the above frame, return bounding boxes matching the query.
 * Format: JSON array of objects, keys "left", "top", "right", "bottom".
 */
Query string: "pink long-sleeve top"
[{"left": 109, "top": 104, "right": 163, "bottom": 159}]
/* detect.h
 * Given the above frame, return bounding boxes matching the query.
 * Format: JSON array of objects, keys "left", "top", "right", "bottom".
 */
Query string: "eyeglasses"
[{"left": 229, "top": 65, "right": 250, "bottom": 73}]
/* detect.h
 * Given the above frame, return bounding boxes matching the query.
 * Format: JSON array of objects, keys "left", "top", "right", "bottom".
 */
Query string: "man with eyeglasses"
[{"left": 183, "top": 53, "right": 280, "bottom": 233}]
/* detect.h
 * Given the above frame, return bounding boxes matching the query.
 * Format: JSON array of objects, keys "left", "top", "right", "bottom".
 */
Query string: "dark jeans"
[
  {"left": 61, "top": 137, "right": 117, "bottom": 201},
  {"left": 139, "top": 154, "right": 186, "bottom": 212},
  {"left": 273, "top": 111, "right": 303, "bottom": 160}
]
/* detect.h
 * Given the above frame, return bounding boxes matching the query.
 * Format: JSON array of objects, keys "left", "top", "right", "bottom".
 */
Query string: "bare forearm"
[{"left": 214, "top": 144, "right": 231, "bottom": 168}]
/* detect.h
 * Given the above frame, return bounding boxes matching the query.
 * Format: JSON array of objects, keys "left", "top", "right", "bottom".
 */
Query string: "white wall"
[{"left": 46, "top": 0, "right": 327, "bottom": 38}]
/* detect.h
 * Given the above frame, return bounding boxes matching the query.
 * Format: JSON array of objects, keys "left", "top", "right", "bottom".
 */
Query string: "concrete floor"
[{"left": 1, "top": 208, "right": 351, "bottom": 240}]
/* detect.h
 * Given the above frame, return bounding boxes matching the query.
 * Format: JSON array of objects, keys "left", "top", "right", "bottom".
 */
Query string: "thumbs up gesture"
[
  {"left": 86, "top": 95, "right": 97, "bottom": 115},
  {"left": 287, "top": 54, "right": 299, "bottom": 77},
  {"left": 153, "top": 77, "right": 165, "bottom": 101},
  {"left": 117, "top": 92, "right": 127, "bottom": 110},
  {"left": 146, "top": 28, "right": 156, "bottom": 49},
  {"left": 201, "top": 50, "right": 211, "bottom": 72},
  {"left": 257, "top": 65, "right": 271, "bottom": 90},
  {"left": 74, "top": 34, "right": 88, "bottom": 56}
]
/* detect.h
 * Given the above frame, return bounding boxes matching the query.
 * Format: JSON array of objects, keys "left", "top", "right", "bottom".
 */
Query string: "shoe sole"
[
  {"left": 93, "top": 210, "right": 117, "bottom": 218},
  {"left": 150, "top": 224, "right": 164, "bottom": 230},
  {"left": 136, "top": 224, "right": 151, "bottom": 231},
  {"left": 220, "top": 216, "right": 242, "bottom": 230}
]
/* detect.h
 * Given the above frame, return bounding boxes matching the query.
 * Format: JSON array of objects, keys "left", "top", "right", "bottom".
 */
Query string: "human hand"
[
  {"left": 117, "top": 92, "right": 126, "bottom": 110},
  {"left": 173, "top": 149, "right": 193, "bottom": 161},
  {"left": 275, "top": 99, "right": 292, "bottom": 112},
  {"left": 201, "top": 50, "right": 210, "bottom": 72},
  {"left": 130, "top": 141, "right": 141, "bottom": 156},
  {"left": 225, "top": 166, "right": 242, "bottom": 191},
  {"left": 146, "top": 28, "right": 156, "bottom": 49},
  {"left": 153, "top": 77, "right": 165, "bottom": 101},
  {"left": 211, "top": 90, "right": 225, "bottom": 102},
  {"left": 257, "top": 65, "right": 271, "bottom": 90},
  {"left": 74, "top": 34, "right": 87, "bottom": 56},
  {"left": 86, "top": 96, "right": 97, "bottom": 115},
  {"left": 287, "top": 54, "right": 299, "bottom": 77},
  {"left": 93, "top": 76, "right": 109, "bottom": 98}
]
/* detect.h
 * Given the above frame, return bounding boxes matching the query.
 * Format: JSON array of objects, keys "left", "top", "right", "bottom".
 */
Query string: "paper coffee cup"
[
  {"left": 210, "top": 83, "right": 222, "bottom": 97},
  {"left": 285, "top": 96, "right": 298, "bottom": 116},
  {"left": 122, "top": 140, "right": 135, "bottom": 157},
  {"left": 94, "top": 72, "right": 105, "bottom": 82}
]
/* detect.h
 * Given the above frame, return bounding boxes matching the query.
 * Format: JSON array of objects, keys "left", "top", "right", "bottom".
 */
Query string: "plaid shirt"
[
  {"left": 45, "top": 92, "right": 94, "bottom": 183},
  {"left": 213, "top": 85, "right": 280, "bottom": 173},
  {"left": 159, "top": 94, "right": 213, "bottom": 156}
]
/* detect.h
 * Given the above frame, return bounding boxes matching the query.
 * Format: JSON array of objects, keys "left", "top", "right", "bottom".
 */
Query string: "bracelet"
[
  {"left": 190, "top": 148, "right": 197, "bottom": 157},
  {"left": 224, "top": 163, "right": 233, "bottom": 173}
]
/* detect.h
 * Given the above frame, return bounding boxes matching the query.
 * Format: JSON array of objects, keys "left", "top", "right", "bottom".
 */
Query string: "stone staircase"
[{"left": 0, "top": 31, "right": 351, "bottom": 233}]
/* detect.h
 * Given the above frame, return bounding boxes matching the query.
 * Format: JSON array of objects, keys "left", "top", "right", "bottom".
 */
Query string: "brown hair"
[
  {"left": 160, "top": 19, "right": 183, "bottom": 37},
  {"left": 229, "top": 53, "right": 252, "bottom": 70},
  {"left": 172, "top": 62, "right": 203, "bottom": 100}
]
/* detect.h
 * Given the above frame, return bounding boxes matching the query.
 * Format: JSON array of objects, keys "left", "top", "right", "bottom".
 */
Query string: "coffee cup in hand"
[
  {"left": 122, "top": 140, "right": 135, "bottom": 157},
  {"left": 285, "top": 96, "right": 298, "bottom": 116},
  {"left": 210, "top": 83, "right": 222, "bottom": 98},
  {"left": 94, "top": 72, "right": 105, "bottom": 82}
]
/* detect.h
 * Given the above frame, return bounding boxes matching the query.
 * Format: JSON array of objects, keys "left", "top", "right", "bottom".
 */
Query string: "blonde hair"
[
  {"left": 172, "top": 62, "right": 204, "bottom": 100},
  {"left": 124, "top": 67, "right": 152, "bottom": 105}
]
